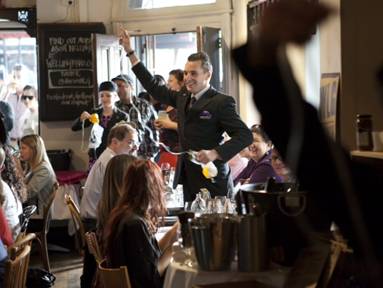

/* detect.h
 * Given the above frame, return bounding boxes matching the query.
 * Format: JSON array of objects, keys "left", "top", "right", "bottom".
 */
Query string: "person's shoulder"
[
  {"left": 1, "top": 179, "right": 12, "bottom": 195},
  {"left": 209, "top": 87, "right": 234, "bottom": 101},
  {"left": 134, "top": 96, "right": 152, "bottom": 109},
  {"left": 93, "top": 106, "right": 103, "bottom": 113},
  {"left": 121, "top": 214, "right": 148, "bottom": 231}
]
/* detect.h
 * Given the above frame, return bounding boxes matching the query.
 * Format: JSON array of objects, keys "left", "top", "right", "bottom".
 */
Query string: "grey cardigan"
[{"left": 25, "top": 161, "right": 56, "bottom": 216}]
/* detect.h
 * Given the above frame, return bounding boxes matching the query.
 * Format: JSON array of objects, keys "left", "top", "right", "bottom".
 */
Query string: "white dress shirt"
[
  {"left": 192, "top": 85, "right": 210, "bottom": 102},
  {"left": 1, "top": 180, "right": 22, "bottom": 240},
  {"left": 80, "top": 147, "right": 116, "bottom": 219}
]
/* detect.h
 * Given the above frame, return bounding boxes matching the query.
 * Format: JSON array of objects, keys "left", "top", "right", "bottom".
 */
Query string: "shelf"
[{"left": 350, "top": 150, "right": 383, "bottom": 160}]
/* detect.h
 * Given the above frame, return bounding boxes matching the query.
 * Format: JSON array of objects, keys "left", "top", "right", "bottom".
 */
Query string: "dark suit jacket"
[{"left": 132, "top": 62, "right": 252, "bottom": 200}]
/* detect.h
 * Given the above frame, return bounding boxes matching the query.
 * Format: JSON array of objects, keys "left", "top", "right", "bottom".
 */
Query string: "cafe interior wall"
[
  {"left": 339, "top": 0, "right": 383, "bottom": 150},
  {"left": 319, "top": 0, "right": 383, "bottom": 150},
  {"left": 34, "top": 0, "right": 311, "bottom": 170}
]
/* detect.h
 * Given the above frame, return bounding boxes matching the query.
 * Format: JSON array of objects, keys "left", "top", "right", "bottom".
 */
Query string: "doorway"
[{"left": 0, "top": 7, "right": 38, "bottom": 141}]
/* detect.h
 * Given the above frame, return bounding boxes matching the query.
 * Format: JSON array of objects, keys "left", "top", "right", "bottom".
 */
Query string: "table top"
[
  {"left": 350, "top": 150, "right": 383, "bottom": 159},
  {"left": 164, "top": 248, "right": 289, "bottom": 288},
  {"left": 55, "top": 170, "right": 87, "bottom": 185}
]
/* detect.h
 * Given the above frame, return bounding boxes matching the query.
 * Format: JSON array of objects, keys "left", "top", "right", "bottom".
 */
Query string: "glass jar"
[{"left": 356, "top": 114, "right": 373, "bottom": 150}]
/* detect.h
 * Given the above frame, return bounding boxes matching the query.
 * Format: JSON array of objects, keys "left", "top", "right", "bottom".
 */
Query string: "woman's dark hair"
[
  {"left": 97, "top": 154, "right": 136, "bottom": 233},
  {"left": 169, "top": 69, "right": 184, "bottom": 83},
  {"left": 153, "top": 74, "right": 166, "bottom": 86},
  {"left": 103, "top": 159, "right": 166, "bottom": 253},
  {"left": 251, "top": 124, "right": 271, "bottom": 143}
]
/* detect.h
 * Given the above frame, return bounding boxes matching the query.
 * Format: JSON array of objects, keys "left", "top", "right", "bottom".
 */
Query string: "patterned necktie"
[{"left": 189, "top": 96, "right": 196, "bottom": 109}]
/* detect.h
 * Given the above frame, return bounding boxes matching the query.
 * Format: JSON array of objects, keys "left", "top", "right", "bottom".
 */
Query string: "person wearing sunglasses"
[
  {"left": 20, "top": 85, "right": 39, "bottom": 136},
  {"left": 7, "top": 85, "right": 39, "bottom": 147}
]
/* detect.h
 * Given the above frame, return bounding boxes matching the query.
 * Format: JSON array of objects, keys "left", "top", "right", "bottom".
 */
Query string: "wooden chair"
[
  {"left": 8, "top": 233, "right": 37, "bottom": 258},
  {"left": 34, "top": 182, "right": 59, "bottom": 272},
  {"left": 65, "top": 193, "right": 86, "bottom": 254},
  {"left": 15, "top": 205, "right": 37, "bottom": 243},
  {"left": 4, "top": 233, "right": 36, "bottom": 288},
  {"left": 85, "top": 231, "right": 103, "bottom": 264},
  {"left": 98, "top": 259, "right": 132, "bottom": 288}
]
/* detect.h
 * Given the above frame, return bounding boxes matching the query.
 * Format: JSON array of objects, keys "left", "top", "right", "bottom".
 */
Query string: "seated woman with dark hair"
[
  {"left": 234, "top": 125, "right": 281, "bottom": 185},
  {"left": 103, "top": 159, "right": 178, "bottom": 288}
]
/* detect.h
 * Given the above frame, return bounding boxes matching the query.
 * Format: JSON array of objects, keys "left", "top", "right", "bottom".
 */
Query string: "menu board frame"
[{"left": 37, "top": 23, "right": 105, "bottom": 121}]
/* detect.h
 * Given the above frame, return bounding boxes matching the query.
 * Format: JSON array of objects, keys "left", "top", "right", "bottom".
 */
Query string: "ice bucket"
[
  {"left": 190, "top": 214, "right": 237, "bottom": 271},
  {"left": 237, "top": 214, "right": 267, "bottom": 272}
]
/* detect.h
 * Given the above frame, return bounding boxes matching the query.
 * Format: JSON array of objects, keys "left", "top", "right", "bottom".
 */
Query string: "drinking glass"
[
  {"left": 184, "top": 201, "right": 193, "bottom": 211},
  {"left": 161, "top": 162, "right": 171, "bottom": 186}
]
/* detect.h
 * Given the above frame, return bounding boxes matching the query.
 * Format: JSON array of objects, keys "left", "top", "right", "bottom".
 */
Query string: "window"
[{"left": 129, "top": 0, "right": 216, "bottom": 10}]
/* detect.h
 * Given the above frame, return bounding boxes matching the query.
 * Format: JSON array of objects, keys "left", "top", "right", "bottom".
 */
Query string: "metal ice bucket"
[
  {"left": 237, "top": 214, "right": 267, "bottom": 272},
  {"left": 190, "top": 214, "right": 237, "bottom": 271}
]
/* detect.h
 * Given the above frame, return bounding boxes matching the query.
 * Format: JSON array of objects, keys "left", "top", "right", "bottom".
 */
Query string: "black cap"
[
  {"left": 98, "top": 81, "right": 117, "bottom": 93},
  {"left": 112, "top": 74, "right": 133, "bottom": 86}
]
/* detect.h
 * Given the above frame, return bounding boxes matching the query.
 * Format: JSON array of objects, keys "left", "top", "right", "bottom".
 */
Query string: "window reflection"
[
  {"left": 129, "top": 0, "right": 216, "bottom": 10},
  {"left": 0, "top": 33, "right": 39, "bottom": 144}
]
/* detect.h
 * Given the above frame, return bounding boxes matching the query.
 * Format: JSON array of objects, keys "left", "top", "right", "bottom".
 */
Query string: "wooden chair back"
[
  {"left": 65, "top": 193, "right": 86, "bottom": 249},
  {"left": 98, "top": 259, "right": 132, "bottom": 288},
  {"left": 42, "top": 182, "right": 59, "bottom": 234},
  {"left": 34, "top": 182, "right": 59, "bottom": 272},
  {"left": 85, "top": 231, "right": 103, "bottom": 264},
  {"left": 3, "top": 243, "right": 31, "bottom": 288},
  {"left": 8, "top": 233, "right": 36, "bottom": 259}
]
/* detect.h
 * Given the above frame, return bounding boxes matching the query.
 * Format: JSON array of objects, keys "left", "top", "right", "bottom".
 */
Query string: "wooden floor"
[{"left": 30, "top": 246, "right": 83, "bottom": 288}]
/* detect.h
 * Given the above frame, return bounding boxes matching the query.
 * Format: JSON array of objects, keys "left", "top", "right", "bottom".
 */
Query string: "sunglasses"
[{"left": 21, "top": 95, "right": 34, "bottom": 101}]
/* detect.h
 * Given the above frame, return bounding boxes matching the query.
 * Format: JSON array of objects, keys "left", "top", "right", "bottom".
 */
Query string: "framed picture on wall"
[{"left": 320, "top": 73, "right": 340, "bottom": 141}]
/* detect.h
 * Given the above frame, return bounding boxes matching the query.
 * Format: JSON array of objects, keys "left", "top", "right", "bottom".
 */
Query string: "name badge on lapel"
[{"left": 199, "top": 110, "right": 212, "bottom": 120}]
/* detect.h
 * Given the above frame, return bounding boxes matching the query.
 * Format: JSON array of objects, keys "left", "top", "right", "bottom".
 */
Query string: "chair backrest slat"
[
  {"left": 4, "top": 242, "right": 32, "bottom": 288},
  {"left": 43, "top": 182, "right": 59, "bottom": 234},
  {"left": 65, "top": 193, "right": 86, "bottom": 248},
  {"left": 98, "top": 259, "right": 132, "bottom": 288},
  {"left": 85, "top": 231, "right": 103, "bottom": 264}
]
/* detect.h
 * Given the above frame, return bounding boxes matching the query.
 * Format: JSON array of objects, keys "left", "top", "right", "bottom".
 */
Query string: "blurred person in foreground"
[{"left": 232, "top": 0, "right": 383, "bottom": 285}]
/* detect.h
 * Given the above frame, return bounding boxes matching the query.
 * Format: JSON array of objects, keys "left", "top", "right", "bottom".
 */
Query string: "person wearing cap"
[
  {"left": 112, "top": 74, "right": 159, "bottom": 159},
  {"left": 72, "top": 81, "right": 129, "bottom": 163}
]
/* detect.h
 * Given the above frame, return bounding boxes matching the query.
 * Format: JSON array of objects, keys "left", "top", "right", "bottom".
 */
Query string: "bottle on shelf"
[{"left": 356, "top": 114, "right": 373, "bottom": 151}]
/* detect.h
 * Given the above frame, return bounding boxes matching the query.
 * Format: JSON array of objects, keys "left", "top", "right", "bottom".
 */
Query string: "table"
[
  {"left": 51, "top": 170, "right": 87, "bottom": 220},
  {"left": 164, "top": 248, "right": 289, "bottom": 288}
]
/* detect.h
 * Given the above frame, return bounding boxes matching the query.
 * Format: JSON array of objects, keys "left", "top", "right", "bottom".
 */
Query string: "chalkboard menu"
[{"left": 38, "top": 23, "right": 105, "bottom": 121}]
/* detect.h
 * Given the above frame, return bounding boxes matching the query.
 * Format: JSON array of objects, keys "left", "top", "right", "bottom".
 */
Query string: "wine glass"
[
  {"left": 184, "top": 201, "right": 193, "bottom": 211},
  {"left": 160, "top": 162, "right": 171, "bottom": 186}
]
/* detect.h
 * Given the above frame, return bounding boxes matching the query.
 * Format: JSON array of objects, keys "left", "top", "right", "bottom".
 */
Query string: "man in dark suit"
[{"left": 120, "top": 30, "right": 252, "bottom": 201}]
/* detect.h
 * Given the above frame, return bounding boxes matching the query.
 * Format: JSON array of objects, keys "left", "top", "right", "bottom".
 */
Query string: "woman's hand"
[
  {"left": 239, "top": 178, "right": 250, "bottom": 185},
  {"left": 80, "top": 111, "right": 91, "bottom": 122}
]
